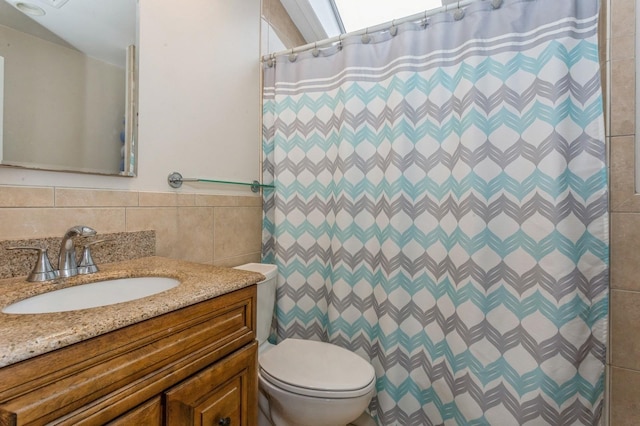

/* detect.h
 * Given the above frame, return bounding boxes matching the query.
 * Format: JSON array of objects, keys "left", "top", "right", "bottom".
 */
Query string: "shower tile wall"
[
  {"left": 608, "top": 0, "right": 640, "bottom": 424},
  {"left": 0, "top": 186, "right": 263, "bottom": 268}
]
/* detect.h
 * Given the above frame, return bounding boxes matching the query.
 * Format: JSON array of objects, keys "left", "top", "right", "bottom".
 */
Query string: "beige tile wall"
[
  {"left": 607, "top": 0, "right": 640, "bottom": 424},
  {"left": 0, "top": 185, "right": 263, "bottom": 268}
]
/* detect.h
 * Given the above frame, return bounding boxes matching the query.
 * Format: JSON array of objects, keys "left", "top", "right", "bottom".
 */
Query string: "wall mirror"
[{"left": 0, "top": 0, "right": 137, "bottom": 176}]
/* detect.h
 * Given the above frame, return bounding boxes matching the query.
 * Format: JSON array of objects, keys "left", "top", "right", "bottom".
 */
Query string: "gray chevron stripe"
[
  {"left": 274, "top": 242, "right": 605, "bottom": 300},
  {"left": 272, "top": 192, "right": 606, "bottom": 229},
  {"left": 270, "top": 80, "right": 603, "bottom": 139},
  {"left": 271, "top": 136, "right": 603, "bottom": 179},
  {"left": 348, "top": 300, "right": 594, "bottom": 364},
  {"left": 277, "top": 321, "right": 327, "bottom": 341},
  {"left": 326, "top": 294, "right": 605, "bottom": 366},
  {"left": 271, "top": 136, "right": 604, "bottom": 182},
  {"left": 278, "top": 282, "right": 329, "bottom": 300}
]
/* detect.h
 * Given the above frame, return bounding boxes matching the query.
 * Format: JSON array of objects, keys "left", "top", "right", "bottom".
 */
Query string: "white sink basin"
[{"left": 2, "top": 277, "right": 180, "bottom": 314}]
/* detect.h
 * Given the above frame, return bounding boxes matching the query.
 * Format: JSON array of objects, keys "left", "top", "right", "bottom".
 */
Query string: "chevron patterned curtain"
[{"left": 262, "top": 0, "right": 608, "bottom": 424}]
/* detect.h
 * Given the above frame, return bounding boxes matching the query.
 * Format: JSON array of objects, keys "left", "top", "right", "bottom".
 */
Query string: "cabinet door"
[{"left": 165, "top": 342, "right": 257, "bottom": 426}]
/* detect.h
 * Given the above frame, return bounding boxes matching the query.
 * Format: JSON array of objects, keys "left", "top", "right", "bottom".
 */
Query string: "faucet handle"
[
  {"left": 7, "top": 247, "right": 59, "bottom": 282},
  {"left": 77, "top": 239, "right": 110, "bottom": 275}
]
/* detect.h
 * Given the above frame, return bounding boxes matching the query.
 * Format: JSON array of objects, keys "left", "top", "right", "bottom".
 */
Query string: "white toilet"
[{"left": 234, "top": 263, "right": 376, "bottom": 426}]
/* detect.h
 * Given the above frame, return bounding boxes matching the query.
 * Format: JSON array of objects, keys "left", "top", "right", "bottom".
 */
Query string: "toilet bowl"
[
  {"left": 234, "top": 263, "right": 376, "bottom": 426},
  {"left": 259, "top": 338, "right": 376, "bottom": 426}
]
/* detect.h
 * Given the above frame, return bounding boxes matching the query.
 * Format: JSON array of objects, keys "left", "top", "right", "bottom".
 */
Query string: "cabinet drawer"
[
  {"left": 165, "top": 342, "right": 258, "bottom": 426},
  {"left": 107, "top": 396, "right": 162, "bottom": 426}
]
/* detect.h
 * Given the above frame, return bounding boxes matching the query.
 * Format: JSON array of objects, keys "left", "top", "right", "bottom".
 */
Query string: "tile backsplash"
[{"left": 0, "top": 185, "right": 263, "bottom": 278}]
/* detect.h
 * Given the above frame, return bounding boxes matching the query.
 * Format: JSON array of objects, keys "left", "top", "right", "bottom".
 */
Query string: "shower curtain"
[{"left": 262, "top": 0, "right": 608, "bottom": 424}]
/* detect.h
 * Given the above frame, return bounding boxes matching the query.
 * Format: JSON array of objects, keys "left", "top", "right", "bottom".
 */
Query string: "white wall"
[{"left": 0, "top": 0, "right": 262, "bottom": 193}]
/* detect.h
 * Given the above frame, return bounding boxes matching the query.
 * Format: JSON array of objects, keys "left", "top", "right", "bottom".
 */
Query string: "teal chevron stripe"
[
  {"left": 328, "top": 265, "right": 381, "bottom": 284},
  {"left": 360, "top": 282, "right": 597, "bottom": 328},
  {"left": 374, "top": 368, "right": 602, "bottom": 424},
  {"left": 328, "top": 316, "right": 378, "bottom": 339},
  {"left": 262, "top": 144, "right": 275, "bottom": 157},
  {"left": 575, "top": 233, "right": 609, "bottom": 264},
  {"left": 276, "top": 304, "right": 328, "bottom": 327},
  {"left": 276, "top": 258, "right": 333, "bottom": 278},
  {"left": 273, "top": 220, "right": 334, "bottom": 240},
  {"left": 370, "top": 350, "right": 604, "bottom": 408},
  {"left": 383, "top": 357, "right": 602, "bottom": 406},
  {"left": 268, "top": 165, "right": 602, "bottom": 205},
  {"left": 262, "top": 100, "right": 275, "bottom": 115},
  {"left": 273, "top": 169, "right": 606, "bottom": 204},
  {"left": 583, "top": 297, "right": 609, "bottom": 327},
  {"left": 274, "top": 219, "right": 607, "bottom": 265}
]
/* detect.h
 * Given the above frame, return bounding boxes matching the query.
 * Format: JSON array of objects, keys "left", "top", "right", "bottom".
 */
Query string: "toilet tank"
[{"left": 233, "top": 263, "right": 277, "bottom": 345}]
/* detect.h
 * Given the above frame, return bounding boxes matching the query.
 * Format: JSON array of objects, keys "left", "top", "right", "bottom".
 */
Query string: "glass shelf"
[{"left": 167, "top": 172, "right": 274, "bottom": 193}]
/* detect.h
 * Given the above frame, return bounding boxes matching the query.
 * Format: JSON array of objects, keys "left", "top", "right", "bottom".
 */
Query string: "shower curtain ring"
[
  {"left": 362, "top": 27, "right": 371, "bottom": 44},
  {"left": 289, "top": 48, "right": 297, "bottom": 62},
  {"left": 453, "top": 0, "right": 465, "bottom": 20},
  {"left": 312, "top": 42, "right": 320, "bottom": 57},
  {"left": 390, "top": 19, "right": 398, "bottom": 36}
]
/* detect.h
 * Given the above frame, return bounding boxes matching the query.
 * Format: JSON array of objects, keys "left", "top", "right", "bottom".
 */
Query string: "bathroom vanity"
[{"left": 0, "top": 257, "right": 263, "bottom": 425}]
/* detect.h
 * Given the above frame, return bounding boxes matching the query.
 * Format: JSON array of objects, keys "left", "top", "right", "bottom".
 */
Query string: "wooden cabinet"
[{"left": 0, "top": 286, "right": 258, "bottom": 426}]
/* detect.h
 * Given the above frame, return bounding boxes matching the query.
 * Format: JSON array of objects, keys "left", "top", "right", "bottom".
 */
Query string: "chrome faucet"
[{"left": 58, "top": 225, "right": 97, "bottom": 277}]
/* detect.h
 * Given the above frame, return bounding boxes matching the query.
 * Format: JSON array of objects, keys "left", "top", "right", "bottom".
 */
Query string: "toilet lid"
[{"left": 259, "top": 339, "right": 375, "bottom": 397}]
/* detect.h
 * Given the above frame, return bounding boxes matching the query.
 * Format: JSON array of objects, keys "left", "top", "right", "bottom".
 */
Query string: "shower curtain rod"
[{"left": 262, "top": 0, "right": 491, "bottom": 61}]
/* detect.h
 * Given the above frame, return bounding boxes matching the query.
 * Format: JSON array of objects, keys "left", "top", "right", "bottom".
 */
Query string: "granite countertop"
[{"left": 0, "top": 256, "right": 265, "bottom": 368}]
